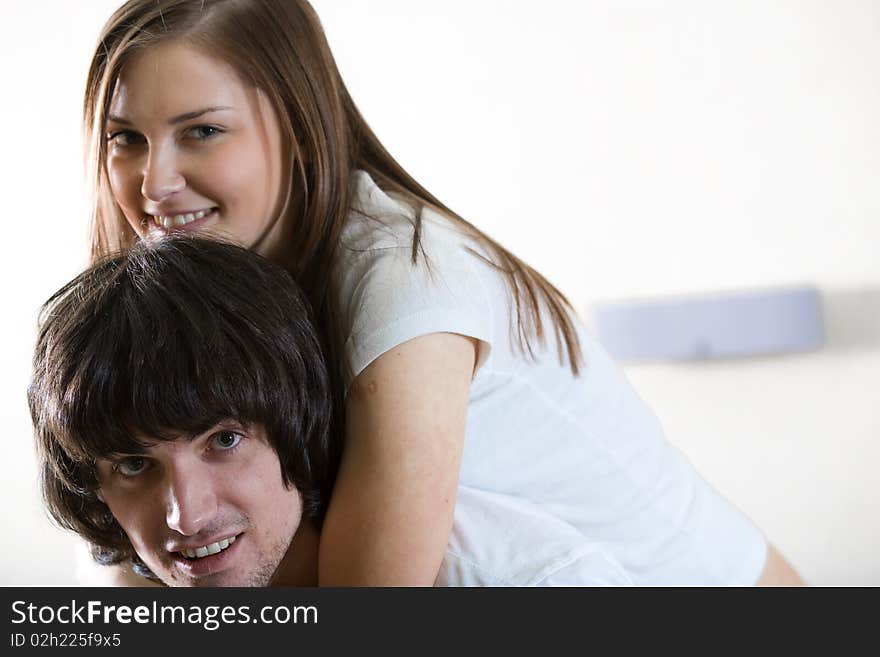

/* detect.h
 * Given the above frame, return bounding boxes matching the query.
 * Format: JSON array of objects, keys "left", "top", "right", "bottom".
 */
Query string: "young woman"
[{"left": 83, "top": 0, "right": 801, "bottom": 585}]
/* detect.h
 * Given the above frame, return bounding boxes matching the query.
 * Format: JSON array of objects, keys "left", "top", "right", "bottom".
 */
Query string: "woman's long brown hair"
[{"left": 83, "top": 0, "right": 584, "bottom": 409}]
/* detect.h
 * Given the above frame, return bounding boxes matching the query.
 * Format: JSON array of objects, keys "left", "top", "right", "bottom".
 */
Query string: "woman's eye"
[
  {"left": 186, "top": 125, "right": 222, "bottom": 140},
  {"left": 211, "top": 431, "right": 242, "bottom": 451},
  {"left": 107, "top": 130, "right": 145, "bottom": 147},
  {"left": 114, "top": 456, "right": 148, "bottom": 477}
]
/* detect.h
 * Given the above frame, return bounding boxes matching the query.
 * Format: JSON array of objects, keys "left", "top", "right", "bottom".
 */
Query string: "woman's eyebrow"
[{"left": 106, "top": 105, "right": 235, "bottom": 126}]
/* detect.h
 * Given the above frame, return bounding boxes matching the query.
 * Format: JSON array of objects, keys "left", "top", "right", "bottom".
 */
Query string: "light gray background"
[{"left": 2, "top": 0, "right": 878, "bottom": 585}]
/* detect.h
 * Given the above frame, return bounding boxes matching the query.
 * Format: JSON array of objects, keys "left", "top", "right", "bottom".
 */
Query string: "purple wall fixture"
[{"left": 592, "top": 286, "right": 823, "bottom": 363}]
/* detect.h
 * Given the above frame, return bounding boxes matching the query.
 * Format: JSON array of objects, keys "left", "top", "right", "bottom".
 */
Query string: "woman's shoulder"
[
  {"left": 343, "top": 170, "right": 480, "bottom": 257},
  {"left": 336, "top": 172, "right": 501, "bottom": 384},
  {"left": 337, "top": 174, "right": 493, "bottom": 314},
  {"left": 342, "top": 171, "right": 411, "bottom": 251}
]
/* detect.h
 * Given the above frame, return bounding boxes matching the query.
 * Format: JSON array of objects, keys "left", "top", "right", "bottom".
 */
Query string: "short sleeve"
[{"left": 338, "top": 215, "right": 495, "bottom": 389}]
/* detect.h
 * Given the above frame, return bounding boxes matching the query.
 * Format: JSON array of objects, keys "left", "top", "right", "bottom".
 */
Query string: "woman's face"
[{"left": 106, "top": 41, "right": 290, "bottom": 256}]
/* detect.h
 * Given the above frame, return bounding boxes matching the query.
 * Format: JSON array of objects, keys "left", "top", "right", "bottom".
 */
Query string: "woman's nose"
[{"left": 141, "top": 147, "right": 186, "bottom": 203}]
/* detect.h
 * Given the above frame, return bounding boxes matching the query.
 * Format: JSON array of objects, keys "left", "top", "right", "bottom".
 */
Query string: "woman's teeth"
[
  {"left": 152, "top": 208, "right": 212, "bottom": 229},
  {"left": 180, "top": 535, "right": 236, "bottom": 560}
]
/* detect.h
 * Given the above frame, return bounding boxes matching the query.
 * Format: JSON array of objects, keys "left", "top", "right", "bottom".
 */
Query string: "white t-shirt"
[
  {"left": 337, "top": 171, "right": 768, "bottom": 586},
  {"left": 438, "top": 486, "right": 633, "bottom": 586}
]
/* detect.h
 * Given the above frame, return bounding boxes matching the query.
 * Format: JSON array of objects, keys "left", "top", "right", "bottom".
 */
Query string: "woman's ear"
[{"left": 96, "top": 488, "right": 105, "bottom": 503}]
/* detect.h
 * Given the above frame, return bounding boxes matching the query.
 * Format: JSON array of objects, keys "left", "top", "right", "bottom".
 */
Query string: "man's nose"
[
  {"left": 141, "top": 146, "right": 186, "bottom": 203},
  {"left": 164, "top": 464, "right": 218, "bottom": 536}
]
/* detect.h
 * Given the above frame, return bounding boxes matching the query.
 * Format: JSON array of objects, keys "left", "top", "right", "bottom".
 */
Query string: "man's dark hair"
[{"left": 28, "top": 235, "right": 338, "bottom": 576}]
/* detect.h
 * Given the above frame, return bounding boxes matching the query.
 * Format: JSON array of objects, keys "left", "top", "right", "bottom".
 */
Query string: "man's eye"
[
  {"left": 114, "top": 456, "right": 148, "bottom": 477},
  {"left": 211, "top": 431, "right": 242, "bottom": 451},
  {"left": 107, "top": 130, "right": 145, "bottom": 147}
]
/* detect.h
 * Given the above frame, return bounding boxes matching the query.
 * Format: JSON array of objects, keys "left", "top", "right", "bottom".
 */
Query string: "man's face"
[{"left": 95, "top": 421, "right": 303, "bottom": 586}]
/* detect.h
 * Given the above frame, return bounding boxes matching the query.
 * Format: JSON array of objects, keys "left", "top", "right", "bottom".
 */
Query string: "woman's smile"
[{"left": 146, "top": 207, "right": 218, "bottom": 232}]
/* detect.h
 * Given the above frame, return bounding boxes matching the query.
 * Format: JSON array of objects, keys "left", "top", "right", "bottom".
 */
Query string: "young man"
[{"left": 30, "top": 236, "right": 633, "bottom": 587}]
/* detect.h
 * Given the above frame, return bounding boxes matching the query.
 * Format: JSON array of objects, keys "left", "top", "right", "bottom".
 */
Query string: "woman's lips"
[{"left": 147, "top": 208, "right": 218, "bottom": 234}]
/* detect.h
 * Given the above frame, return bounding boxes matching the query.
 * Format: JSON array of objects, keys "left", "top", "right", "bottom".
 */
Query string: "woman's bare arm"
[
  {"left": 756, "top": 543, "right": 804, "bottom": 586},
  {"left": 318, "top": 332, "right": 477, "bottom": 585}
]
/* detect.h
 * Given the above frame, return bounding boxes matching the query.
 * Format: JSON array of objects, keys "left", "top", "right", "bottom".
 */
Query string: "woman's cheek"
[
  {"left": 106, "top": 154, "right": 126, "bottom": 194},
  {"left": 107, "top": 158, "right": 139, "bottom": 222}
]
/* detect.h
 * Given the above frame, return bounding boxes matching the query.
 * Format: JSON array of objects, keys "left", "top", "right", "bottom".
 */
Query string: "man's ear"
[{"left": 96, "top": 489, "right": 105, "bottom": 503}]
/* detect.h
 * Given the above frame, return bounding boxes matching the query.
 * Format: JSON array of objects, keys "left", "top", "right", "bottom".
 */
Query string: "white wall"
[{"left": 2, "top": 0, "right": 877, "bottom": 585}]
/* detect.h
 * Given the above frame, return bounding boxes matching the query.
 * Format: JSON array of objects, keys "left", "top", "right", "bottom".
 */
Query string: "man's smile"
[
  {"left": 168, "top": 532, "right": 244, "bottom": 578},
  {"left": 175, "top": 533, "right": 239, "bottom": 560}
]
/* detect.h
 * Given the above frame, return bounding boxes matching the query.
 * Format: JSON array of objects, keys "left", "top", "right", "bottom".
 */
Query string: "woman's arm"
[
  {"left": 756, "top": 543, "right": 804, "bottom": 586},
  {"left": 318, "top": 332, "right": 477, "bottom": 586}
]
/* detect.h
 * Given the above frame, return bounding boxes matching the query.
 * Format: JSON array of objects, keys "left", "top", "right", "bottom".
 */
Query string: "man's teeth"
[
  {"left": 153, "top": 208, "right": 211, "bottom": 229},
  {"left": 180, "top": 535, "right": 236, "bottom": 560}
]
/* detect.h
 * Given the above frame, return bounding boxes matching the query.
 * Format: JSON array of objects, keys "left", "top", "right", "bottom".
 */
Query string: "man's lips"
[
  {"left": 169, "top": 533, "right": 243, "bottom": 577},
  {"left": 171, "top": 534, "right": 239, "bottom": 559}
]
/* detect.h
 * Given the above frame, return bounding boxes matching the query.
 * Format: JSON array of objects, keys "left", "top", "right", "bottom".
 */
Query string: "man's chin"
[
  {"left": 155, "top": 570, "right": 268, "bottom": 588},
  {"left": 154, "top": 563, "right": 278, "bottom": 588},
  {"left": 140, "top": 530, "right": 292, "bottom": 588}
]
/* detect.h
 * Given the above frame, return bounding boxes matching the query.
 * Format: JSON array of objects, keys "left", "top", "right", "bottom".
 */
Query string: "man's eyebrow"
[
  {"left": 192, "top": 420, "right": 248, "bottom": 438},
  {"left": 106, "top": 106, "right": 235, "bottom": 126},
  {"left": 101, "top": 451, "right": 145, "bottom": 461}
]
